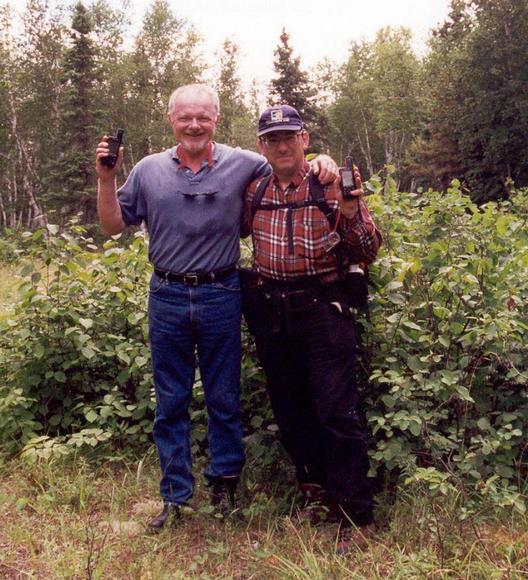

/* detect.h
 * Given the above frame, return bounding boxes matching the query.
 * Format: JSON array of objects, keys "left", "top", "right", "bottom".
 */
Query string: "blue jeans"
[{"left": 148, "top": 271, "right": 245, "bottom": 505}]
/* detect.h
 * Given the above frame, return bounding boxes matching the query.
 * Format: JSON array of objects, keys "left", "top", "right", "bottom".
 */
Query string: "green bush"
[
  {"left": 363, "top": 173, "right": 528, "bottom": 510},
  {"left": 1, "top": 180, "right": 527, "bottom": 514},
  {"left": 0, "top": 222, "right": 154, "bottom": 457},
  {"left": 0, "top": 222, "right": 275, "bottom": 466}
]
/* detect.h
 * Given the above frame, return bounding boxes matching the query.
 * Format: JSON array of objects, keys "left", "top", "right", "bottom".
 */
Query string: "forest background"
[
  {"left": 0, "top": 0, "right": 528, "bottom": 577},
  {"left": 1, "top": 0, "right": 528, "bottom": 230}
]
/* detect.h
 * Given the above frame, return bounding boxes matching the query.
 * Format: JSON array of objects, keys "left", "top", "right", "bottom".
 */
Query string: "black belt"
[
  {"left": 260, "top": 274, "right": 328, "bottom": 292},
  {"left": 154, "top": 266, "right": 236, "bottom": 285}
]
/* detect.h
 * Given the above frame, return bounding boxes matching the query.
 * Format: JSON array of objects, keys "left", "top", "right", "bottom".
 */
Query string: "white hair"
[{"left": 167, "top": 84, "right": 220, "bottom": 116}]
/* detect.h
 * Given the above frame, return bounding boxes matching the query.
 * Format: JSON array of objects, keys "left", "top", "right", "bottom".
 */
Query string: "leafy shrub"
[
  {"left": 0, "top": 222, "right": 154, "bottom": 457},
  {"left": 0, "top": 222, "right": 275, "bottom": 466},
  {"left": 363, "top": 174, "right": 528, "bottom": 509},
  {"left": 0, "top": 230, "right": 22, "bottom": 264},
  {"left": 1, "top": 180, "right": 528, "bottom": 515}
]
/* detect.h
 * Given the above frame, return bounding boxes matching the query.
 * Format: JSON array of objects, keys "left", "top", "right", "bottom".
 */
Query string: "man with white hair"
[{"left": 95, "top": 84, "right": 338, "bottom": 530}]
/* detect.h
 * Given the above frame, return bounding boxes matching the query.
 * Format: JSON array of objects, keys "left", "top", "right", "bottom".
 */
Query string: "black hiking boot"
[
  {"left": 210, "top": 475, "right": 239, "bottom": 518},
  {"left": 298, "top": 482, "right": 337, "bottom": 525},
  {"left": 147, "top": 504, "right": 181, "bottom": 532}
]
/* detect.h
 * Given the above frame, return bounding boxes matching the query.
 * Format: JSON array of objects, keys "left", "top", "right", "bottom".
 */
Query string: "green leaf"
[
  {"left": 477, "top": 418, "right": 490, "bottom": 430},
  {"left": 48, "top": 414, "right": 62, "bottom": 426},
  {"left": 386, "top": 281, "right": 404, "bottom": 291},
  {"left": 81, "top": 347, "right": 96, "bottom": 359},
  {"left": 403, "top": 321, "right": 422, "bottom": 331},
  {"left": 100, "top": 407, "right": 113, "bottom": 419},
  {"left": 406, "top": 357, "right": 423, "bottom": 372},
  {"left": 495, "top": 215, "right": 509, "bottom": 236},
  {"left": 85, "top": 410, "right": 98, "bottom": 423},
  {"left": 33, "top": 343, "right": 45, "bottom": 359},
  {"left": 117, "top": 351, "right": 130, "bottom": 364},
  {"left": 381, "top": 395, "right": 396, "bottom": 408},
  {"left": 409, "top": 421, "right": 421, "bottom": 436}
]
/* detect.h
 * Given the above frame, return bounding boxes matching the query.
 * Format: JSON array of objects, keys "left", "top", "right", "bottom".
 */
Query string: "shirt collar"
[
  {"left": 272, "top": 160, "right": 310, "bottom": 189},
  {"left": 172, "top": 141, "right": 216, "bottom": 169}
]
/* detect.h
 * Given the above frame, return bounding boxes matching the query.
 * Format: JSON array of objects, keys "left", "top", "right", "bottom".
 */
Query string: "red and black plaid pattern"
[{"left": 243, "top": 163, "right": 382, "bottom": 282}]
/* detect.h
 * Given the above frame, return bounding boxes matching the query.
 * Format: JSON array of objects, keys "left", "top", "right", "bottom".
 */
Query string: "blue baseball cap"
[{"left": 258, "top": 105, "right": 303, "bottom": 136}]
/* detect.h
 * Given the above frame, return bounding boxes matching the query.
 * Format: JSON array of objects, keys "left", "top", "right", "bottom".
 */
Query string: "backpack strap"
[
  {"left": 308, "top": 172, "right": 337, "bottom": 230},
  {"left": 250, "top": 175, "right": 272, "bottom": 221},
  {"left": 251, "top": 174, "right": 324, "bottom": 255},
  {"left": 250, "top": 172, "right": 346, "bottom": 269},
  {"left": 251, "top": 173, "right": 336, "bottom": 228},
  {"left": 308, "top": 173, "right": 347, "bottom": 275}
]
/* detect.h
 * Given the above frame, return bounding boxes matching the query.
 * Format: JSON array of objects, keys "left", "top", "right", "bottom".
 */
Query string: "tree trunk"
[{"left": 8, "top": 91, "right": 48, "bottom": 230}]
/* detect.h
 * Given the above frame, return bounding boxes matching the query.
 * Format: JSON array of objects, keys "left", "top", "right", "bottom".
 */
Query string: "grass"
[
  {"left": 0, "top": 263, "right": 19, "bottom": 318},
  {"left": 1, "top": 259, "right": 527, "bottom": 578},
  {"left": 0, "top": 451, "right": 527, "bottom": 579}
]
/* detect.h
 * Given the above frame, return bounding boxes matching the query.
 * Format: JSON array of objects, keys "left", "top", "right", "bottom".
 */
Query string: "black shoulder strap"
[
  {"left": 308, "top": 173, "right": 336, "bottom": 230},
  {"left": 309, "top": 173, "right": 347, "bottom": 275},
  {"left": 251, "top": 172, "right": 337, "bottom": 229},
  {"left": 250, "top": 175, "right": 272, "bottom": 221},
  {"left": 249, "top": 171, "right": 349, "bottom": 274}
]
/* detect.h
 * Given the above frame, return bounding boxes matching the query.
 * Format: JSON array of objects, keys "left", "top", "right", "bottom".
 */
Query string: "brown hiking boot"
[{"left": 336, "top": 522, "right": 376, "bottom": 554}]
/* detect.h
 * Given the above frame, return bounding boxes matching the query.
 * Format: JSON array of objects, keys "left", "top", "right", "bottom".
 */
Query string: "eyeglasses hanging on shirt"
[{"left": 179, "top": 190, "right": 219, "bottom": 197}]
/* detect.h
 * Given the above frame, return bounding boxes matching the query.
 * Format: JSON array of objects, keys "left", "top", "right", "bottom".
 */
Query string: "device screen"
[{"left": 341, "top": 170, "right": 354, "bottom": 188}]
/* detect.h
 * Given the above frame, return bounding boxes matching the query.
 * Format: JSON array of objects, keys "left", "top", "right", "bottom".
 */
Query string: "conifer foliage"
[
  {"left": 269, "top": 28, "right": 330, "bottom": 152},
  {"left": 1, "top": 0, "right": 528, "bottom": 227}
]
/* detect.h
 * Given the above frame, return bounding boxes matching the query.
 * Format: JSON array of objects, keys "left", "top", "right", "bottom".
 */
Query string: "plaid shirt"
[{"left": 242, "top": 162, "right": 382, "bottom": 282}]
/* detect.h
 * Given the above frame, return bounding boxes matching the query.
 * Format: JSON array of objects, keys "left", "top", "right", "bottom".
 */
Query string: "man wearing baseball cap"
[{"left": 242, "top": 105, "right": 382, "bottom": 553}]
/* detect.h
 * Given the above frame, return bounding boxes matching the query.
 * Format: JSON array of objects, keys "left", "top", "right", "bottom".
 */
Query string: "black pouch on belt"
[
  {"left": 343, "top": 270, "right": 369, "bottom": 310},
  {"left": 239, "top": 268, "right": 262, "bottom": 333}
]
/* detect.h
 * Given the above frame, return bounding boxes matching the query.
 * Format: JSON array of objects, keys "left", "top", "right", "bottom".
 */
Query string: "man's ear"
[
  {"left": 257, "top": 139, "right": 266, "bottom": 155},
  {"left": 302, "top": 131, "right": 310, "bottom": 150}
]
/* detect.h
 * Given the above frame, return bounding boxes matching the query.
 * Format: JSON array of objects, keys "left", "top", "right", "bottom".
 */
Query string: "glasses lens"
[{"left": 264, "top": 132, "right": 301, "bottom": 146}]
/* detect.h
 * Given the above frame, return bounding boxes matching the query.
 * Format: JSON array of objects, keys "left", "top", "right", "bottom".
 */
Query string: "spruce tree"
[
  {"left": 269, "top": 29, "right": 314, "bottom": 115},
  {"left": 269, "top": 28, "right": 328, "bottom": 152},
  {"left": 44, "top": 1, "right": 101, "bottom": 222},
  {"left": 215, "top": 39, "right": 256, "bottom": 150}
]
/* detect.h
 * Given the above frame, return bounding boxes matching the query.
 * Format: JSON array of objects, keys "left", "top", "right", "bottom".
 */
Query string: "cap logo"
[{"left": 266, "top": 109, "right": 291, "bottom": 126}]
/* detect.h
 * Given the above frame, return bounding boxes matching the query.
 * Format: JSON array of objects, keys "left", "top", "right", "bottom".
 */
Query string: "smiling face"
[
  {"left": 258, "top": 129, "right": 310, "bottom": 181},
  {"left": 167, "top": 88, "right": 219, "bottom": 157}
]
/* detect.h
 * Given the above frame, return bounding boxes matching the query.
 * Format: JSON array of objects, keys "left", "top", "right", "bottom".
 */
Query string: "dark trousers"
[{"left": 248, "top": 283, "right": 373, "bottom": 526}]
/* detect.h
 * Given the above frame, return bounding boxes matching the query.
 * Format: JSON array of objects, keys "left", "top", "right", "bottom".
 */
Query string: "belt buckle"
[{"left": 183, "top": 273, "right": 199, "bottom": 285}]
